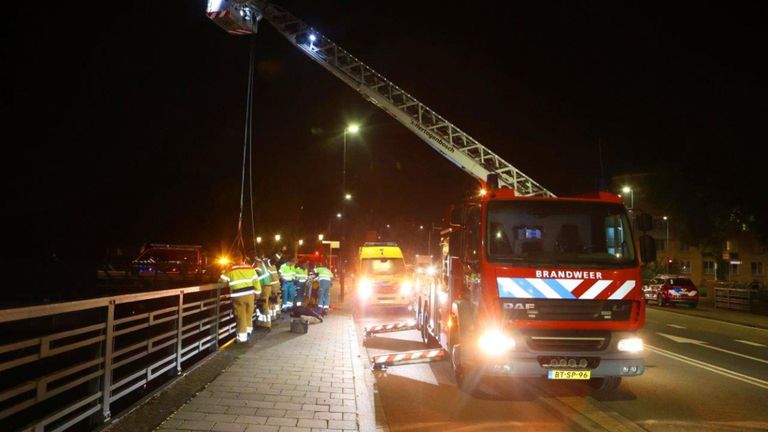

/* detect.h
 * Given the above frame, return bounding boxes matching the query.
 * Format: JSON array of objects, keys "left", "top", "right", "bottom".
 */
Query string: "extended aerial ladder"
[
  {"left": 207, "top": 0, "right": 556, "bottom": 370},
  {"left": 207, "top": 0, "right": 555, "bottom": 197}
]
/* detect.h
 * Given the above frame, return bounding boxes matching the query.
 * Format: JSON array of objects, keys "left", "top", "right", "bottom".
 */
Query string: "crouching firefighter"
[{"left": 220, "top": 257, "right": 262, "bottom": 343}]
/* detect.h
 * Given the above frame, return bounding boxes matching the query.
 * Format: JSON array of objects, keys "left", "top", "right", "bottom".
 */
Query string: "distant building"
[{"left": 611, "top": 174, "right": 766, "bottom": 288}]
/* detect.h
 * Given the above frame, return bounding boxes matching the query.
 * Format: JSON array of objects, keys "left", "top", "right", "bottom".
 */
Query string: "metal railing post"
[
  {"left": 176, "top": 291, "right": 184, "bottom": 374},
  {"left": 102, "top": 300, "right": 115, "bottom": 421},
  {"left": 213, "top": 285, "right": 221, "bottom": 350}
]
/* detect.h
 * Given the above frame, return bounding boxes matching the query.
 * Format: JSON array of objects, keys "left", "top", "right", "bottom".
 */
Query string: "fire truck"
[{"left": 206, "top": 0, "right": 657, "bottom": 393}]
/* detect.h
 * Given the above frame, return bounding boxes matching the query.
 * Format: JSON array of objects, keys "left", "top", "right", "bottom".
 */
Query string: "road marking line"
[
  {"left": 736, "top": 339, "right": 767, "bottom": 347},
  {"left": 656, "top": 332, "right": 768, "bottom": 365},
  {"left": 647, "top": 344, "right": 768, "bottom": 390},
  {"left": 666, "top": 324, "right": 686, "bottom": 329},
  {"left": 703, "top": 344, "right": 768, "bottom": 364},
  {"left": 648, "top": 308, "right": 768, "bottom": 332}
]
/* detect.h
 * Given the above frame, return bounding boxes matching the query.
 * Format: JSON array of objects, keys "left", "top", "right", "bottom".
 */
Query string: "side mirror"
[
  {"left": 639, "top": 234, "right": 656, "bottom": 264},
  {"left": 635, "top": 212, "right": 653, "bottom": 232}
]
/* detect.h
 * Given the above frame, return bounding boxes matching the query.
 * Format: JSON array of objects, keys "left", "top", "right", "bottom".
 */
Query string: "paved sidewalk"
[{"left": 154, "top": 281, "right": 375, "bottom": 432}]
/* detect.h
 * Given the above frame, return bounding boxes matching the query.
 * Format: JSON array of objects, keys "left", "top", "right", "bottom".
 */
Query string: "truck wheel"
[
  {"left": 452, "top": 345, "right": 483, "bottom": 396},
  {"left": 588, "top": 377, "right": 621, "bottom": 392},
  {"left": 416, "top": 299, "right": 423, "bottom": 330},
  {"left": 421, "top": 310, "right": 431, "bottom": 345}
]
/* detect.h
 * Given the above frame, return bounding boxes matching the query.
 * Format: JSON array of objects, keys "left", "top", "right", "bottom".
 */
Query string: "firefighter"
[
  {"left": 314, "top": 263, "right": 333, "bottom": 314},
  {"left": 219, "top": 256, "right": 261, "bottom": 342},
  {"left": 254, "top": 258, "right": 273, "bottom": 328},
  {"left": 279, "top": 256, "right": 298, "bottom": 310},
  {"left": 294, "top": 261, "right": 308, "bottom": 306},
  {"left": 266, "top": 255, "right": 282, "bottom": 318}
]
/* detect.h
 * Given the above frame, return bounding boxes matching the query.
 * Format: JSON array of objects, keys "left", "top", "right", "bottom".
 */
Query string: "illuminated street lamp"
[
  {"left": 345, "top": 193, "right": 352, "bottom": 200},
  {"left": 621, "top": 186, "right": 634, "bottom": 209},
  {"left": 256, "top": 236, "right": 262, "bottom": 244},
  {"left": 274, "top": 234, "right": 281, "bottom": 242},
  {"left": 318, "top": 234, "right": 324, "bottom": 241},
  {"left": 336, "top": 212, "right": 342, "bottom": 219},
  {"left": 298, "top": 239, "right": 304, "bottom": 246}
]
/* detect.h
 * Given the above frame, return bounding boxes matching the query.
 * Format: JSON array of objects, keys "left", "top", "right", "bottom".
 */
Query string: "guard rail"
[{"left": 0, "top": 283, "right": 234, "bottom": 432}]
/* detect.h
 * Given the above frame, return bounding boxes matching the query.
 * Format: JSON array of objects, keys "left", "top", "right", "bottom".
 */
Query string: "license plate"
[{"left": 547, "top": 370, "right": 591, "bottom": 380}]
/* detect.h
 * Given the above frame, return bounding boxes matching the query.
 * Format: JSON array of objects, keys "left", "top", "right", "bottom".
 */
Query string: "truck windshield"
[
  {"left": 361, "top": 258, "right": 406, "bottom": 276},
  {"left": 486, "top": 200, "right": 636, "bottom": 266}
]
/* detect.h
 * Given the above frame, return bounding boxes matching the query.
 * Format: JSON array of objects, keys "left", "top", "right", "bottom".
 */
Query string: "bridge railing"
[{"left": 0, "top": 283, "right": 235, "bottom": 432}]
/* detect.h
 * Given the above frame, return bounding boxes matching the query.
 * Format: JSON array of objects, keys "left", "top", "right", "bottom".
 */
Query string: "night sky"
[{"left": 4, "top": 1, "right": 766, "bottom": 264}]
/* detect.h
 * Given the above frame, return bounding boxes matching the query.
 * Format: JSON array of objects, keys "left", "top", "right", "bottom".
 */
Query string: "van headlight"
[
  {"left": 400, "top": 280, "right": 413, "bottom": 296},
  {"left": 358, "top": 278, "right": 373, "bottom": 299},
  {"left": 617, "top": 337, "right": 644, "bottom": 353},
  {"left": 478, "top": 328, "right": 515, "bottom": 356}
]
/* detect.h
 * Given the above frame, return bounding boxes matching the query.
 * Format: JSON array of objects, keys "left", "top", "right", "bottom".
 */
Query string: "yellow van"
[{"left": 356, "top": 242, "right": 412, "bottom": 307}]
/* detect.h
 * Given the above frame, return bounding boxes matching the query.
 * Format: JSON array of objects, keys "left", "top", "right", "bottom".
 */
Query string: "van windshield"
[
  {"left": 487, "top": 200, "right": 636, "bottom": 267},
  {"left": 361, "top": 258, "right": 406, "bottom": 276}
]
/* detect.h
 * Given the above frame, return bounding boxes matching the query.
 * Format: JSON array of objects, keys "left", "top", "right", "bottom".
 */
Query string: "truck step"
[
  {"left": 371, "top": 348, "right": 447, "bottom": 370},
  {"left": 364, "top": 320, "right": 418, "bottom": 337}
]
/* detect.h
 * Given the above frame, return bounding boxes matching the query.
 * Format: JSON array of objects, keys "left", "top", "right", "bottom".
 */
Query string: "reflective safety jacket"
[
  {"left": 267, "top": 264, "right": 280, "bottom": 287},
  {"left": 295, "top": 267, "right": 308, "bottom": 283},
  {"left": 279, "top": 263, "right": 296, "bottom": 281},
  {"left": 255, "top": 261, "right": 272, "bottom": 288},
  {"left": 220, "top": 264, "right": 261, "bottom": 297},
  {"left": 315, "top": 266, "right": 333, "bottom": 282}
]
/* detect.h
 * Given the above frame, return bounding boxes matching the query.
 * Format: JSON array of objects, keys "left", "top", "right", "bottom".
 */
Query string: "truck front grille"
[
  {"left": 502, "top": 299, "right": 633, "bottom": 321},
  {"left": 525, "top": 331, "right": 610, "bottom": 352}
]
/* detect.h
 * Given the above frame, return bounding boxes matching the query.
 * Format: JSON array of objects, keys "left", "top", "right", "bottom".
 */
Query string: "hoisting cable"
[{"left": 230, "top": 36, "right": 257, "bottom": 260}]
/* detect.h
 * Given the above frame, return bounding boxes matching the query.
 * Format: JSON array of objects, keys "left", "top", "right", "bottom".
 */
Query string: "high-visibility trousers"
[
  {"left": 257, "top": 285, "right": 272, "bottom": 328},
  {"left": 232, "top": 294, "right": 255, "bottom": 336},
  {"left": 270, "top": 282, "right": 281, "bottom": 306},
  {"left": 259, "top": 283, "right": 272, "bottom": 313}
]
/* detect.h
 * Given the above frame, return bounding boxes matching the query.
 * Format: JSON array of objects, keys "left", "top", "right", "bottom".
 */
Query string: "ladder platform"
[
  {"left": 364, "top": 320, "right": 417, "bottom": 337},
  {"left": 371, "top": 348, "right": 447, "bottom": 370}
]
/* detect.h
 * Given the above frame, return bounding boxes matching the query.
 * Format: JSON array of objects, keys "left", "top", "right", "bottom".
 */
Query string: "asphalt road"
[{"left": 354, "top": 305, "right": 768, "bottom": 432}]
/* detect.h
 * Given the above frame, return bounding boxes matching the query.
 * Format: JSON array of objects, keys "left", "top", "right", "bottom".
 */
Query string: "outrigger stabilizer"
[
  {"left": 371, "top": 348, "right": 448, "bottom": 370},
  {"left": 363, "top": 320, "right": 418, "bottom": 338}
]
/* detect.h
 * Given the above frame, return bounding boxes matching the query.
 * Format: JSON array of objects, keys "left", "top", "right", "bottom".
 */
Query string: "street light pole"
[
  {"left": 622, "top": 186, "right": 634, "bottom": 209},
  {"left": 663, "top": 216, "right": 670, "bottom": 273},
  {"left": 339, "top": 124, "right": 360, "bottom": 303}
]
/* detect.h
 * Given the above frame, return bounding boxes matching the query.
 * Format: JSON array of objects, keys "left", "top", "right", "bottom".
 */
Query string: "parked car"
[
  {"left": 648, "top": 275, "right": 699, "bottom": 308},
  {"left": 642, "top": 279, "right": 654, "bottom": 303}
]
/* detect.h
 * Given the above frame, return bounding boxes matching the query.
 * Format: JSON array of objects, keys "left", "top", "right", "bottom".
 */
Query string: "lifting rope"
[{"left": 230, "top": 36, "right": 257, "bottom": 260}]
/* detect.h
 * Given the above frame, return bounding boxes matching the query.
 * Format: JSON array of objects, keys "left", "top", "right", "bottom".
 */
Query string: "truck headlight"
[
  {"left": 617, "top": 337, "right": 644, "bottom": 353},
  {"left": 478, "top": 328, "right": 515, "bottom": 356},
  {"left": 426, "top": 266, "right": 437, "bottom": 276},
  {"left": 400, "top": 280, "right": 413, "bottom": 296},
  {"left": 358, "top": 278, "right": 373, "bottom": 299}
]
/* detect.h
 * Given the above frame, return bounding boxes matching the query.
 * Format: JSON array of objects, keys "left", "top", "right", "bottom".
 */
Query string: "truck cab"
[
  {"left": 419, "top": 188, "right": 647, "bottom": 392},
  {"left": 356, "top": 242, "right": 413, "bottom": 308}
]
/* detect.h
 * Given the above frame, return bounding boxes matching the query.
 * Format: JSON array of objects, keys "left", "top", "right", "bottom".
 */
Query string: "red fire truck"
[
  {"left": 207, "top": 0, "right": 656, "bottom": 393},
  {"left": 420, "top": 184, "right": 652, "bottom": 392}
]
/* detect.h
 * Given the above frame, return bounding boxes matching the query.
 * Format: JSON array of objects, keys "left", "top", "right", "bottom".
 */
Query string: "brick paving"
[{"left": 156, "top": 308, "right": 370, "bottom": 432}]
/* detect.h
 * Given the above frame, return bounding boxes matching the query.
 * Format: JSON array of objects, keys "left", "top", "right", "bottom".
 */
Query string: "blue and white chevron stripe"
[{"left": 497, "top": 277, "right": 635, "bottom": 300}]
